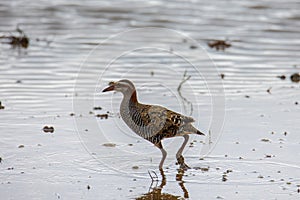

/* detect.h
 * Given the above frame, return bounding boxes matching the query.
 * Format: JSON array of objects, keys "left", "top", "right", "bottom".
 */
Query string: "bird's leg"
[
  {"left": 176, "top": 134, "right": 190, "bottom": 170},
  {"left": 156, "top": 141, "right": 167, "bottom": 170}
]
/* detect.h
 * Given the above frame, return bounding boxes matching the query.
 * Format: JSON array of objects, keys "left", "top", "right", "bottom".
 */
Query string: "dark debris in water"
[
  {"left": 193, "top": 166, "right": 209, "bottom": 172},
  {"left": 277, "top": 75, "right": 286, "bottom": 80},
  {"left": 276, "top": 73, "right": 300, "bottom": 83},
  {"left": 132, "top": 166, "right": 139, "bottom": 170},
  {"left": 43, "top": 126, "right": 54, "bottom": 133},
  {"left": 95, "top": 114, "right": 108, "bottom": 119},
  {"left": 93, "top": 106, "right": 102, "bottom": 110},
  {"left": 0, "top": 101, "right": 4, "bottom": 110},
  {"left": 102, "top": 143, "right": 116, "bottom": 147},
  {"left": 290, "top": 73, "right": 300, "bottom": 83},
  {"left": 261, "top": 138, "right": 271, "bottom": 142},
  {"left": 221, "top": 169, "right": 233, "bottom": 182},
  {"left": 8, "top": 35, "right": 29, "bottom": 48},
  {"left": 222, "top": 174, "right": 228, "bottom": 182},
  {"left": 189, "top": 45, "right": 198, "bottom": 49},
  {"left": 0, "top": 157, "right": 2, "bottom": 163},
  {"left": 208, "top": 40, "right": 231, "bottom": 51},
  {"left": 0, "top": 27, "right": 29, "bottom": 48},
  {"left": 35, "top": 37, "right": 53, "bottom": 46},
  {"left": 248, "top": 5, "right": 269, "bottom": 10}
]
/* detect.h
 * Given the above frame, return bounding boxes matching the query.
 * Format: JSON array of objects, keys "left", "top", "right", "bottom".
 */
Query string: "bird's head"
[{"left": 102, "top": 79, "right": 135, "bottom": 94}]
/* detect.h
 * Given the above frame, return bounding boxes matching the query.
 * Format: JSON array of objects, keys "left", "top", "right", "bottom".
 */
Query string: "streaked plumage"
[{"left": 102, "top": 79, "right": 205, "bottom": 169}]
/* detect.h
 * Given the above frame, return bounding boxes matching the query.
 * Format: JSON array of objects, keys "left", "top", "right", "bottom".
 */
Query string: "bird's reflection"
[
  {"left": 135, "top": 168, "right": 189, "bottom": 200},
  {"left": 176, "top": 169, "right": 189, "bottom": 198}
]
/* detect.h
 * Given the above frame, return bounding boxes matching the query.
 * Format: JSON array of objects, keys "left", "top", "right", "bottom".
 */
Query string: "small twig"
[
  {"left": 148, "top": 170, "right": 158, "bottom": 182},
  {"left": 147, "top": 170, "right": 159, "bottom": 192},
  {"left": 178, "top": 71, "right": 191, "bottom": 92},
  {"left": 177, "top": 70, "right": 193, "bottom": 115},
  {"left": 209, "top": 130, "right": 212, "bottom": 144}
]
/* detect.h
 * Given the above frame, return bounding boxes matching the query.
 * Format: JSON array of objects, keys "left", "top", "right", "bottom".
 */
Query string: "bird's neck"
[
  {"left": 129, "top": 90, "right": 138, "bottom": 104},
  {"left": 121, "top": 89, "right": 139, "bottom": 109}
]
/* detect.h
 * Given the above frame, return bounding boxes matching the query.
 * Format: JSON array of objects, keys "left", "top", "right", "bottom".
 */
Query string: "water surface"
[{"left": 0, "top": 0, "right": 300, "bottom": 199}]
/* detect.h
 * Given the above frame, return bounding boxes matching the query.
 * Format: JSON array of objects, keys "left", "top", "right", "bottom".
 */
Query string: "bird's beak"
[
  {"left": 102, "top": 82, "right": 115, "bottom": 92},
  {"left": 102, "top": 85, "right": 115, "bottom": 92}
]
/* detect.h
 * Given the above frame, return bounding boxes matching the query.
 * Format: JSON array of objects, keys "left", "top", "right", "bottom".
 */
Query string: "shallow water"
[{"left": 1, "top": 0, "right": 300, "bottom": 199}]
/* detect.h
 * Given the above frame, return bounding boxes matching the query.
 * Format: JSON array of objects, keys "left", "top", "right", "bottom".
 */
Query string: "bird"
[{"left": 102, "top": 79, "right": 205, "bottom": 170}]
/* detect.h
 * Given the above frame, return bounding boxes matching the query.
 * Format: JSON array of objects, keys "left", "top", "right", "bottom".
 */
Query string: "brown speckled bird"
[{"left": 102, "top": 79, "right": 205, "bottom": 170}]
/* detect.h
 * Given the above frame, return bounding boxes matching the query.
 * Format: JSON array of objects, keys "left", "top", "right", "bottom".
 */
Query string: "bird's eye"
[{"left": 109, "top": 81, "right": 115, "bottom": 86}]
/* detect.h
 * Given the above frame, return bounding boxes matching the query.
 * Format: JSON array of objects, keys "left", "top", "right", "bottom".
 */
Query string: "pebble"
[
  {"left": 290, "top": 73, "right": 300, "bottom": 83},
  {"left": 43, "top": 126, "right": 54, "bottom": 133}
]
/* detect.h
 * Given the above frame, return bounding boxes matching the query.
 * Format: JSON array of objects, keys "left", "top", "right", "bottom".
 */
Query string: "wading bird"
[{"left": 102, "top": 79, "right": 205, "bottom": 169}]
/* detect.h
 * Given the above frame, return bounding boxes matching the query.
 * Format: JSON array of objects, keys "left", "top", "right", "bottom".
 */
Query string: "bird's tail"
[
  {"left": 185, "top": 124, "right": 205, "bottom": 135},
  {"left": 196, "top": 129, "right": 205, "bottom": 136}
]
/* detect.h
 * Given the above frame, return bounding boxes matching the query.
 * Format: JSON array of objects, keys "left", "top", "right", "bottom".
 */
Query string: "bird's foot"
[
  {"left": 180, "top": 162, "right": 191, "bottom": 170},
  {"left": 176, "top": 155, "right": 191, "bottom": 170}
]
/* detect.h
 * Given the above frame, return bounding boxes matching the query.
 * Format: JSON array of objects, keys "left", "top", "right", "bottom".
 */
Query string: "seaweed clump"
[
  {"left": 0, "top": 27, "right": 29, "bottom": 48},
  {"left": 208, "top": 40, "right": 231, "bottom": 51}
]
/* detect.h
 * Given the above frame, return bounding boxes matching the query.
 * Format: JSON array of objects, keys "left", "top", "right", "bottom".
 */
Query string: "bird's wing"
[
  {"left": 140, "top": 105, "right": 195, "bottom": 137},
  {"left": 140, "top": 104, "right": 167, "bottom": 127},
  {"left": 165, "top": 109, "right": 195, "bottom": 125},
  {"left": 145, "top": 105, "right": 195, "bottom": 125}
]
